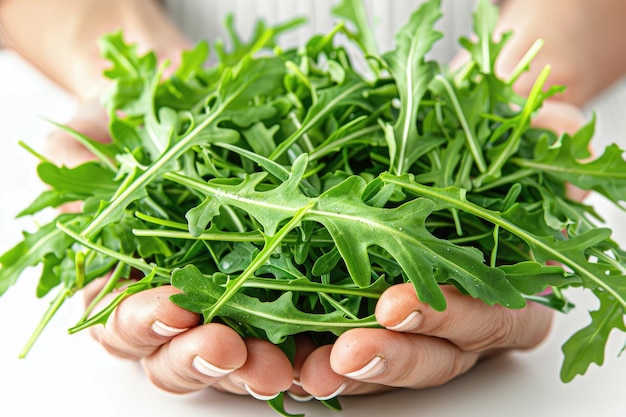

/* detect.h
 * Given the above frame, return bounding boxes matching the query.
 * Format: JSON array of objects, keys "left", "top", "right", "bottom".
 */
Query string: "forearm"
[
  {"left": 0, "top": 0, "right": 189, "bottom": 101},
  {"left": 496, "top": 0, "right": 626, "bottom": 106}
]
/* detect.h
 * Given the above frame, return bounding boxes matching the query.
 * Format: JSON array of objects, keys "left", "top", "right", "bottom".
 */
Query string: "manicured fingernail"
[
  {"left": 192, "top": 355, "right": 234, "bottom": 378},
  {"left": 313, "top": 382, "right": 347, "bottom": 401},
  {"left": 287, "top": 391, "right": 314, "bottom": 402},
  {"left": 152, "top": 320, "right": 188, "bottom": 337},
  {"left": 385, "top": 310, "right": 422, "bottom": 332},
  {"left": 342, "top": 355, "right": 386, "bottom": 380},
  {"left": 292, "top": 378, "right": 302, "bottom": 387},
  {"left": 243, "top": 383, "right": 280, "bottom": 401}
]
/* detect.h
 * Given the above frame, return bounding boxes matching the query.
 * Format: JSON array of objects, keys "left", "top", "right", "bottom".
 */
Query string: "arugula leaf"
[
  {"left": 332, "top": 0, "right": 378, "bottom": 56},
  {"left": 381, "top": 0, "right": 442, "bottom": 174},
  {"left": 170, "top": 265, "right": 379, "bottom": 343},
  {"left": 458, "top": 0, "right": 511, "bottom": 74},
  {"left": 561, "top": 292, "right": 626, "bottom": 382}
]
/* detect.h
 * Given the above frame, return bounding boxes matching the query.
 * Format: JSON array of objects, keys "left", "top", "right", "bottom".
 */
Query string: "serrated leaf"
[
  {"left": 561, "top": 292, "right": 626, "bottom": 382},
  {"left": 518, "top": 117, "right": 626, "bottom": 205},
  {"left": 458, "top": 0, "right": 510, "bottom": 73},
  {"left": 0, "top": 217, "right": 74, "bottom": 296},
  {"left": 382, "top": 0, "right": 442, "bottom": 174},
  {"left": 170, "top": 154, "right": 313, "bottom": 236},
  {"left": 498, "top": 261, "right": 577, "bottom": 294},
  {"left": 170, "top": 265, "right": 379, "bottom": 343},
  {"left": 311, "top": 176, "right": 524, "bottom": 310}
]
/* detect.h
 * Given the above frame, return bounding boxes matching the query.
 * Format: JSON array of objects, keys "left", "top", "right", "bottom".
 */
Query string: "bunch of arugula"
[{"left": 1, "top": 0, "right": 626, "bottom": 413}]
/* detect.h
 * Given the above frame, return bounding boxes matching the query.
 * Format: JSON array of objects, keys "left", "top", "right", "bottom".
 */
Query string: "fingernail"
[
  {"left": 152, "top": 320, "right": 188, "bottom": 337},
  {"left": 287, "top": 391, "right": 314, "bottom": 402},
  {"left": 192, "top": 355, "right": 234, "bottom": 378},
  {"left": 385, "top": 310, "right": 422, "bottom": 332},
  {"left": 243, "top": 383, "right": 280, "bottom": 401},
  {"left": 291, "top": 378, "right": 302, "bottom": 387},
  {"left": 342, "top": 355, "right": 386, "bottom": 380},
  {"left": 313, "top": 382, "right": 347, "bottom": 401}
]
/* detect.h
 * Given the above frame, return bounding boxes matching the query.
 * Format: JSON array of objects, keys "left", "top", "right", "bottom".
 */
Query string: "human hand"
[
  {"left": 45, "top": 101, "right": 297, "bottom": 400},
  {"left": 294, "top": 88, "right": 589, "bottom": 401},
  {"left": 296, "top": 284, "right": 553, "bottom": 399},
  {"left": 82, "top": 277, "right": 295, "bottom": 399}
]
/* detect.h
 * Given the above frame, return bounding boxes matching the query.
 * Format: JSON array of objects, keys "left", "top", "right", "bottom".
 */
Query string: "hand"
[
  {"left": 296, "top": 284, "right": 553, "bottom": 399},
  {"left": 83, "top": 277, "right": 295, "bottom": 399},
  {"left": 295, "top": 82, "right": 589, "bottom": 401},
  {"left": 47, "top": 102, "right": 297, "bottom": 400}
]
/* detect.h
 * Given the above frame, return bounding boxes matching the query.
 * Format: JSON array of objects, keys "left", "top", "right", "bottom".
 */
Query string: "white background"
[{"left": 1, "top": 50, "right": 626, "bottom": 417}]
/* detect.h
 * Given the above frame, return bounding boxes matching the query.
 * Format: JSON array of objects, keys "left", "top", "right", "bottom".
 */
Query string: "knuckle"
[{"left": 462, "top": 308, "right": 515, "bottom": 352}]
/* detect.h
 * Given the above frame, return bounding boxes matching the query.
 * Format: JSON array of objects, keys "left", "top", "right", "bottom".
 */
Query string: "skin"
[{"left": 2, "top": 0, "right": 625, "bottom": 401}]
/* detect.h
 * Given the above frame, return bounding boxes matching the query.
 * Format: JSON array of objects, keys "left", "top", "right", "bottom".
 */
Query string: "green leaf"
[
  {"left": 81, "top": 55, "right": 286, "bottom": 239},
  {"left": 169, "top": 154, "right": 313, "bottom": 236},
  {"left": 99, "top": 31, "right": 157, "bottom": 80},
  {"left": 382, "top": 0, "right": 442, "bottom": 174},
  {"left": 561, "top": 292, "right": 626, "bottom": 382},
  {"left": 310, "top": 176, "right": 524, "bottom": 310},
  {"left": 37, "top": 161, "right": 118, "bottom": 197},
  {"left": 458, "top": 0, "right": 511, "bottom": 74},
  {"left": 332, "top": 0, "right": 378, "bottom": 56},
  {"left": 170, "top": 265, "right": 379, "bottom": 344},
  {"left": 266, "top": 392, "right": 305, "bottom": 417},
  {"left": 497, "top": 261, "right": 577, "bottom": 294},
  {"left": 384, "top": 174, "right": 626, "bottom": 312},
  {"left": 515, "top": 117, "right": 626, "bottom": 205},
  {"left": 0, "top": 218, "right": 74, "bottom": 296}
]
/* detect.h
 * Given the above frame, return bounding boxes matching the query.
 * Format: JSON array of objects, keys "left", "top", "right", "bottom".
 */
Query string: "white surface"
[{"left": 1, "top": 50, "right": 626, "bottom": 417}]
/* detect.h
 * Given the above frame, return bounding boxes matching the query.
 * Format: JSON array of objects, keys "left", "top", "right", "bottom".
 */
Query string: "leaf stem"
[
  {"left": 434, "top": 74, "right": 487, "bottom": 173},
  {"left": 383, "top": 174, "right": 626, "bottom": 312},
  {"left": 506, "top": 39, "right": 544, "bottom": 85},
  {"left": 204, "top": 203, "right": 314, "bottom": 322},
  {"left": 19, "top": 285, "right": 72, "bottom": 358},
  {"left": 57, "top": 221, "right": 171, "bottom": 278}
]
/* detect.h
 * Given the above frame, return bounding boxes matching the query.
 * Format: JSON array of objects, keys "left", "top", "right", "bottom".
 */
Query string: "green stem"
[
  {"left": 476, "top": 65, "right": 551, "bottom": 185},
  {"left": 20, "top": 285, "right": 72, "bottom": 358},
  {"left": 80, "top": 261, "right": 127, "bottom": 323},
  {"left": 242, "top": 278, "right": 383, "bottom": 299},
  {"left": 319, "top": 293, "right": 359, "bottom": 320},
  {"left": 382, "top": 174, "right": 626, "bottom": 312},
  {"left": 434, "top": 74, "right": 487, "bottom": 173},
  {"left": 506, "top": 39, "right": 544, "bottom": 85},
  {"left": 57, "top": 222, "right": 171, "bottom": 278},
  {"left": 205, "top": 203, "right": 314, "bottom": 322}
]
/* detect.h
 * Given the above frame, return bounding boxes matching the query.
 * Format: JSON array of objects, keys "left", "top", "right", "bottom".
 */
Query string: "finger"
[
  {"left": 140, "top": 323, "right": 247, "bottom": 394},
  {"left": 531, "top": 100, "right": 586, "bottom": 136},
  {"left": 375, "top": 283, "right": 554, "bottom": 352},
  {"left": 328, "top": 328, "right": 480, "bottom": 390},
  {"left": 299, "top": 344, "right": 354, "bottom": 399},
  {"left": 89, "top": 285, "right": 200, "bottom": 359},
  {"left": 211, "top": 338, "right": 294, "bottom": 400},
  {"left": 299, "top": 343, "right": 393, "bottom": 399}
]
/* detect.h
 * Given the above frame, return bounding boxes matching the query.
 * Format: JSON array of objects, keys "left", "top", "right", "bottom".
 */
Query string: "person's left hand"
[{"left": 296, "top": 283, "right": 553, "bottom": 399}]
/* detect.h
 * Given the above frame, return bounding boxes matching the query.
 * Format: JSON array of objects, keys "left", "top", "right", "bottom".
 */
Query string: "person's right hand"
[{"left": 83, "top": 276, "right": 296, "bottom": 399}]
